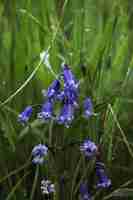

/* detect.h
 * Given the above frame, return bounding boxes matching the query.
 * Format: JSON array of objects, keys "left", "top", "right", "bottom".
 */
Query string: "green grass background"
[{"left": 0, "top": 0, "right": 133, "bottom": 199}]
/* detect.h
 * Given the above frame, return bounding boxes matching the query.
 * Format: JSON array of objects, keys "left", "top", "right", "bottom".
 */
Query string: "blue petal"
[{"left": 18, "top": 106, "right": 33, "bottom": 124}]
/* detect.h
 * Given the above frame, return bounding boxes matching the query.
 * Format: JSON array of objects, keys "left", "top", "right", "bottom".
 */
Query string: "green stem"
[
  {"left": 71, "top": 156, "right": 82, "bottom": 200},
  {"left": 6, "top": 170, "right": 31, "bottom": 200},
  {"left": 49, "top": 119, "right": 54, "bottom": 146},
  {"left": 30, "top": 165, "right": 39, "bottom": 200},
  {"left": 109, "top": 104, "right": 133, "bottom": 160},
  {"left": 0, "top": 158, "right": 31, "bottom": 184}
]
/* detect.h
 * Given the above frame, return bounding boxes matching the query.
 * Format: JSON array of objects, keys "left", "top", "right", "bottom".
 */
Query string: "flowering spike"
[
  {"left": 41, "top": 179, "right": 55, "bottom": 194},
  {"left": 96, "top": 161, "right": 111, "bottom": 188},
  {"left": 80, "top": 139, "right": 97, "bottom": 158},
  {"left": 57, "top": 103, "right": 74, "bottom": 128},
  {"left": 18, "top": 106, "right": 32, "bottom": 124},
  {"left": 38, "top": 100, "right": 53, "bottom": 121},
  {"left": 83, "top": 98, "right": 93, "bottom": 118},
  {"left": 80, "top": 182, "right": 91, "bottom": 200},
  {"left": 32, "top": 144, "right": 48, "bottom": 165}
]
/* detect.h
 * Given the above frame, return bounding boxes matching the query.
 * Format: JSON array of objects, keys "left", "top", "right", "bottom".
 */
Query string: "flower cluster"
[
  {"left": 80, "top": 139, "right": 111, "bottom": 199},
  {"left": 32, "top": 144, "right": 48, "bottom": 165},
  {"left": 18, "top": 61, "right": 111, "bottom": 198},
  {"left": 80, "top": 139, "right": 97, "bottom": 158},
  {"left": 41, "top": 179, "right": 55, "bottom": 195},
  {"left": 18, "top": 64, "right": 93, "bottom": 127},
  {"left": 96, "top": 161, "right": 111, "bottom": 188}
]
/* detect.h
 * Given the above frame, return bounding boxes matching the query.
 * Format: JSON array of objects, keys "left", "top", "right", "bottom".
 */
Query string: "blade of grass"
[
  {"left": 109, "top": 104, "right": 133, "bottom": 160},
  {"left": 0, "top": 59, "right": 42, "bottom": 107},
  {"left": 0, "top": 158, "right": 31, "bottom": 184},
  {"left": 30, "top": 165, "right": 39, "bottom": 200},
  {"left": 18, "top": 9, "right": 48, "bottom": 34},
  {"left": 71, "top": 156, "right": 82, "bottom": 200},
  {"left": 103, "top": 179, "right": 133, "bottom": 200},
  {"left": 5, "top": 170, "right": 31, "bottom": 200},
  {"left": 0, "top": 0, "right": 69, "bottom": 108}
]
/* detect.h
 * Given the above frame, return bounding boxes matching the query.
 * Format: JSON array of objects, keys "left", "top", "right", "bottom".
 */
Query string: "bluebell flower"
[
  {"left": 32, "top": 144, "right": 48, "bottom": 164},
  {"left": 63, "top": 64, "right": 79, "bottom": 89},
  {"left": 46, "top": 79, "right": 60, "bottom": 99},
  {"left": 57, "top": 103, "right": 74, "bottom": 128},
  {"left": 64, "top": 86, "right": 78, "bottom": 107},
  {"left": 38, "top": 100, "right": 53, "bottom": 121},
  {"left": 41, "top": 179, "right": 55, "bottom": 194},
  {"left": 83, "top": 98, "right": 93, "bottom": 118},
  {"left": 80, "top": 139, "right": 97, "bottom": 158},
  {"left": 57, "top": 64, "right": 79, "bottom": 107},
  {"left": 57, "top": 86, "right": 79, "bottom": 107},
  {"left": 56, "top": 90, "right": 65, "bottom": 101},
  {"left": 18, "top": 106, "right": 32, "bottom": 124},
  {"left": 96, "top": 161, "right": 111, "bottom": 188},
  {"left": 80, "top": 182, "right": 91, "bottom": 200}
]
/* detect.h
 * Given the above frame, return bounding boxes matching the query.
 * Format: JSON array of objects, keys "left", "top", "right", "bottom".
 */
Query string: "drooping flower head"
[
  {"left": 57, "top": 103, "right": 74, "bottom": 128},
  {"left": 80, "top": 182, "right": 91, "bottom": 200},
  {"left": 41, "top": 179, "right": 55, "bottom": 194},
  {"left": 80, "top": 139, "right": 97, "bottom": 158},
  {"left": 18, "top": 106, "right": 32, "bottom": 124},
  {"left": 96, "top": 161, "right": 111, "bottom": 188},
  {"left": 46, "top": 79, "right": 60, "bottom": 99},
  {"left": 83, "top": 98, "right": 93, "bottom": 118},
  {"left": 32, "top": 144, "right": 48, "bottom": 165},
  {"left": 38, "top": 100, "right": 53, "bottom": 121},
  {"left": 60, "top": 64, "right": 79, "bottom": 106}
]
